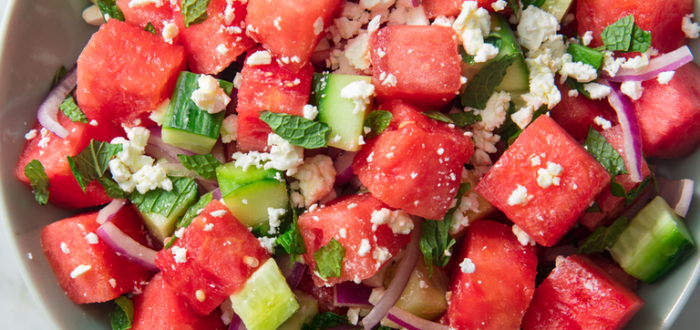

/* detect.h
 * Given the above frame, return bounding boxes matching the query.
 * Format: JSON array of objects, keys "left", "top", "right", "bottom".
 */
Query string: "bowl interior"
[{"left": 1, "top": 0, "right": 700, "bottom": 329}]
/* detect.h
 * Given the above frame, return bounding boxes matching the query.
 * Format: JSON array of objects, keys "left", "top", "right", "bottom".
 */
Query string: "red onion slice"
[
  {"left": 334, "top": 282, "right": 373, "bottom": 307},
  {"left": 602, "top": 80, "right": 644, "bottom": 182},
  {"left": 37, "top": 66, "right": 77, "bottom": 138},
  {"left": 411, "top": 0, "right": 420, "bottom": 7},
  {"left": 229, "top": 310, "right": 247, "bottom": 330},
  {"left": 385, "top": 307, "right": 450, "bottom": 330},
  {"left": 602, "top": 46, "right": 693, "bottom": 82},
  {"left": 656, "top": 177, "right": 695, "bottom": 218},
  {"left": 334, "top": 152, "right": 357, "bottom": 187},
  {"left": 276, "top": 254, "right": 307, "bottom": 289},
  {"left": 147, "top": 127, "right": 195, "bottom": 159},
  {"left": 96, "top": 199, "right": 126, "bottom": 225},
  {"left": 96, "top": 221, "right": 159, "bottom": 272},
  {"left": 362, "top": 219, "right": 422, "bottom": 330},
  {"left": 213, "top": 187, "right": 223, "bottom": 200}
]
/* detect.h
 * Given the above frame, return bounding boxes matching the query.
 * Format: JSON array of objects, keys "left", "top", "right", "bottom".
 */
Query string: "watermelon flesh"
[
  {"left": 423, "top": 0, "right": 503, "bottom": 18},
  {"left": 550, "top": 82, "right": 618, "bottom": 143},
  {"left": 116, "top": 0, "right": 174, "bottom": 35}
]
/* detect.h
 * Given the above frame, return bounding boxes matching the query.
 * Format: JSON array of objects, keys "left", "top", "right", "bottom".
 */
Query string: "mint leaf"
[
  {"left": 629, "top": 24, "right": 652, "bottom": 53},
  {"left": 314, "top": 238, "right": 345, "bottom": 279},
  {"left": 68, "top": 140, "right": 122, "bottom": 191},
  {"left": 97, "top": 0, "right": 125, "bottom": 22},
  {"left": 363, "top": 110, "right": 392, "bottom": 140},
  {"left": 506, "top": 0, "right": 520, "bottom": 14},
  {"left": 129, "top": 177, "right": 199, "bottom": 218},
  {"left": 276, "top": 205, "right": 306, "bottom": 259},
  {"left": 176, "top": 191, "right": 213, "bottom": 230},
  {"left": 583, "top": 127, "right": 627, "bottom": 177},
  {"left": 59, "top": 96, "right": 88, "bottom": 124},
  {"left": 260, "top": 111, "right": 331, "bottom": 149},
  {"left": 97, "top": 175, "right": 128, "bottom": 199},
  {"left": 461, "top": 54, "right": 517, "bottom": 109},
  {"left": 459, "top": 33, "right": 503, "bottom": 65},
  {"left": 423, "top": 110, "right": 454, "bottom": 124},
  {"left": 177, "top": 154, "right": 222, "bottom": 180},
  {"left": 586, "top": 201, "right": 602, "bottom": 213},
  {"left": 611, "top": 175, "right": 652, "bottom": 206},
  {"left": 577, "top": 217, "right": 627, "bottom": 254},
  {"left": 449, "top": 111, "right": 482, "bottom": 127},
  {"left": 422, "top": 184, "right": 469, "bottom": 277},
  {"left": 144, "top": 22, "right": 156, "bottom": 35},
  {"left": 304, "top": 312, "right": 350, "bottom": 330},
  {"left": 24, "top": 160, "right": 50, "bottom": 205},
  {"left": 51, "top": 66, "right": 67, "bottom": 88},
  {"left": 499, "top": 104, "right": 548, "bottom": 148},
  {"left": 566, "top": 78, "right": 593, "bottom": 99},
  {"left": 181, "top": 0, "right": 211, "bottom": 28},
  {"left": 522, "top": 0, "right": 546, "bottom": 9},
  {"left": 568, "top": 44, "right": 604, "bottom": 70},
  {"left": 109, "top": 296, "right": 134, "bottom": 330},
  {"left": 601, "top": 15, "right": 634, "bottom": 52}
]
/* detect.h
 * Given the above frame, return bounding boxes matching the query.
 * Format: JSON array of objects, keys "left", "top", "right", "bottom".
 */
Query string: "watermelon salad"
[{"left": 15, "top": 0, "right": 700, "bottom": 329}]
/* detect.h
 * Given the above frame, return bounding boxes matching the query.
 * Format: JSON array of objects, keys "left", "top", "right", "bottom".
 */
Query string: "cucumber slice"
[
  {"left": 609, "top": 196, "right": 696, "bottom": 283},
  {"left": 491, "top": 13, "right": 529, "bottom": 95},
  {"left": 278, "top": 290, "right": 319, "bottom": 330},
  {"left": 230, "top": 258, "right": 299, "bottom": 330},
  {"left": 129, "top": 177, "right": 199, "bottom": 241},
  {"left": 541, "top": 0, "right": 575, "bottom": 22},
  {"left": 311, "top": 73, "right": 372, "bottom": 152},
  {"left": 162, "top": 71, "right": 233, "bottom": 154},
  {"left": 216, "top": 163, "right": 289, "bottom": 228}
]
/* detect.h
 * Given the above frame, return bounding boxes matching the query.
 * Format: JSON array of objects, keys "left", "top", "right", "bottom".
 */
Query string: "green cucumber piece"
[
  {"left": 216, "top": 162, "right": 281, "bottom": 197},
  {"left": 541, "top": 0, "right": 575, "bottom": 22},
  {"left": 491, "top": 13, "right": 529, "bottom": 95},
  {"left": 278, "top": 290, "right": 319, "bottom": 330},
  {"left": 609, "top": 196, "right": 696, "bottom": 283},
  {"left": 311, "top": 73, "right": 372, "bottom": 151},
  {"left": 162, "top": 71, "right": 233, "bottom": 154},
  {"left": 230, "top": 258, "right": 299, "bottom": 330},
  {"left": 129, "top": 177, "right": 199, "bottom": 241}
]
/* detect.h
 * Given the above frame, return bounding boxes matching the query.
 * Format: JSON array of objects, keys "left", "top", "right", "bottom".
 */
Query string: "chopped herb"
[
  {"left": 462, "top": 54, "right": 518, "bottom": 109},
  {"left": 422, "top": 110, "right": 454, "bottom": 124},
  {"left": 303, "top": 312, "right": 350, "bottom": 330},
  {"left": 129, "top": 177, "right": 199, "bottom": 219},
  {"left": 181, "top": 0, "right": 211, "bottom": 28},
  {"left": 505, "top": 0, "right": 520, "bottom": 14},
  {"left": 449, "top": 111, "right": 482, "bottom": 127},
  {"left": 363, "top": 110, "right": 392, "bottom": 140},
  {"left": 97, "top": 0, "right": 125, "bottom": 22},
  {"left": 314, "top": 238, "right": 345, "bottom": 279},
  {"left": 629, "top": 24, "right": 652, "bottom": 53},
  {"left": 577, "top": 217, "right": 627, "bottom": 254},
  {"left": 522, "top": 0, "right": 546, "bottom": 9},
  {"left": 24, "top": 159, "right": 50, "bottom": 205},
  {"left": 459, "top": 33, "right": 503, "bottom": 65},
  {"left": 567, "top": 44, "right": 604, "bottom": 70},
  {"left": 144, "top": 22, "right": 157, "bottom": 35},
  {"left": 260, "top": 111, "right": 331, "bottom": 149},
  {"left": 59, "top": 96, "right": 88, "bottom": 124},
  {"left": 276, "top": 205, "right": 306, "bottom": 260},
  {"left": 583, "top": 127, "right": 628, "bottom": 177},
  {"left": 109, "top": 296, "right": 134, "bottom": 330},
  {"left": 499, "top": 103, "right": 547, "bottom": 148},
  {"left": 586, "top": 201, "right": 602, "bottom": 213},
  {"left": 611, "top": 176, "right": 652, "bottom": 206},
  {"left": 67, "top": 140, "right": 122, "bottom": 191},
  {"left": 97, "top": 174, "right": 128, "bottom": 199},
  {"left": 601, "top": 15, "right": 651, "bottom": 53},
  {"left": 566, "top": 78, "right": 593, "bottom": 99},
  {"left": 177, "top": 154, "right": 222, "bottom": 180},
  {"left": 176, "top": 191, "right": 213, "bottom": 230},
  {"left": 51, "top": 66, "right": 67, "bottom": 88}
]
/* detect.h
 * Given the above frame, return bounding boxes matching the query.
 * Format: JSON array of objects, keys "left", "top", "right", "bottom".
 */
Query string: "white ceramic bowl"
[{"left": 1, "top": 0, "right": 700, "bottom": 329}]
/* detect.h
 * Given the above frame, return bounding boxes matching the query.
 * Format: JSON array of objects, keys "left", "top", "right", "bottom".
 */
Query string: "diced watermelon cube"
[
  {"left": 76, "top": 20, "right": 186, "bottom": 127},
  {"left": 117, "top": 0, "right": 174, "bottom": 35},
  {"left": 245, "top": 0, "right": 343, "bottom": 73},
  {"left": 634, "top": 62, "right": 700, "bottom": 158},
  {"left": 236, "top": 48, "right": 314, "bottom": 152},
  {"left": 155, "top": 200, "right": 270, "bottom": 315},
  {"left": 550, "top": 82, "right": 618, "bottom": 143},
  {"left": 173, "top": 0, "right": 256, "bottom": 74},
  {"left": 423, "top": 0, "right": 502, "bottom": 18},
  {"left": 577, "top": 0, "right": 693, "bottom": 53},
  {"left": 447, "top": 220, "right": 537, "bottom": 330},
  {"left": 14, "top": 114, "right": 125, "bottom": 209},
  {"left": 352, "top": 100, "right": 474, "bottom": 220},
  {"left": 132, "top": 273, "right": 226, "bottom": 330},
  {"left": 475, "top": 115, "right": 610, "bottom": 246},
  {"left": 370, "top": 25, "right": 461, "bottom": 109},
  {"left": 40, "top": 205, "right": 156, "bottom": 304},
  {"left": 296, "top": 269, "right": 346, "bottom": 314},
  {"left": 298, "top": 194, "right": 412, "bottom": 287},
  {"left": 587, "top": 254, "right": 639, "bottom": 292},
  {"left": 521, "top": 255, "right": 645, "bottom": 330}
]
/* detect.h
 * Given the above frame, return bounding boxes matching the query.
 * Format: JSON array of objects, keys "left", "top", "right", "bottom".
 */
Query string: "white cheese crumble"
[
  {"left": 258, "top": 236, "right": 277, "bottom": 254},
  {"left": 452, "top": 1, "right": 499, "bottom": 63},
  {"left": 292, "top": 155, "right": 336, "bottom": 207},
  {"left": 109, "top": 127, "right": 172, "bottom": 194},
  {"left": 358, "top": 239, "right": 371, "bottom": 257},
  {"left": 657, "top": 71, "right": 676, "bottom": 85},
  {"left": 507, "top": 185, "right": 532, "bottom": 206},
  {"left": 368, "top": 15, "right": 382, "bottom": 33},
  {"left": 191, "top": 75, "right": 231, "bottom": 114},
  {"left": 620, "top": 81, "right": 644, "bottom": 101},
  {"left": 583, "top": 83, "right": 612, "bottom": 100},
  {"left": 267, "top": 207, "right": 287, "bottom": 234},
  {"left": 232, "top": 133, "right": 304, "bottom": 176},
  {"left": 149, "top": 98, "right": 170, "bottom": 126},
  {"left": 368, "top": 286, "right": 385, "bottom": 305},
  {"left": 517, "top": 6, "right": 559, "bottom": 52},
  {"left": 602, "top": 51, "right": 626, "bottom": 77},
  {"left": 60, "top": 242, "right": 70, "bottom": 254},
  {"left": 109, "top": 278, "right": 117, "bottom": 288},
  {"left": 568, "top": 89, "right": 579, "bottom": 97},
  {"left": 313, "top": 17, "right": 324, "bottom": 35},
  {"left": 303, "top": 104, "right": 319, "bottom": 120},
  {"left": 210, "top": 210, "right": 226, "bottom": 218},
  {"left": 89, "top": 119, "right": 98, "bottom": 126},
  {"left": 220, "top": 114, "right": 238, "bottom": 143},
  {"left": 594, "top": 116, "right": 612, "bottom": 130},
  {"left": 491, "top": 0, "right": 507, "bottom": 12},
  {"left": 530, "top": 155, "right": 541, "bottom": 166},
  {"left": 162, "top": 20, "right": 178, "bottom": 44},
  {"left": 370, "top": 208, "right": 414, "bottom": 234},
  {"left": 345, "top": 33, "right": 372, "bottom": 71},
  {"left": 37, "top": 128, "right": 50, "bottom": 149},
  {"left": 233, "top": 72, "right": 243, "bottom": 89},
  {"left": 582, "top": 31, "right": 593, "bottom": 46},
  {"left": 537, "top": 162, "right": 563, "bottom": 189},
  {"left": 204, "top": 223, "right": 214, "bottom": 231},
  {"left": 459, "top": 258, "right": 475, "bottom": 274},
  {"left": 373, "top": 246, "right": 392, "bottom": 268},
  {"left": 683, "top": 14, "right": 700, "bottom": 39},
  {"left": 85, "top": 232, "right": 99, "bottom": 244},
  {"left": 129, "top": 0, "right": 163, "bottom": 8},
  {"left": 70, "top": 265, "right": 92, "bottom": 279},
  {"left": 339, "top": 228, "right": 347, "bottom": 239},
  {"left": 171, "top": 246, "right": 187, "bottom": 263},
  {"left": 559, "top": 62, "right": 598, "bottom": 83},
  {"left": 216, "top": 43, "right": 229, "bottom": 55},
  {"left": 246, "top": 50, "right": 272, "bottom": 65},
  {"left": 341, "top": 80, "right": 375, "bottom": 114},
  {"left": 381, "top": 73, "right": 397, "bottom": 87},
  {"left": 347, "top": 307, "right": 360, "bottom": 326},
  {"left": 512, "top": 225, "right": 537, "bottom": 246},
  {"left": 24, "top": 129, "right": 37, "bottom": 140}
]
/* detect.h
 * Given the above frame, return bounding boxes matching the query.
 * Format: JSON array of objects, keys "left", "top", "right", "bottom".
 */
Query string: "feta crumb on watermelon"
[
  {"left": 683, "top": 14, "right": 700, "bottom": 39},
  {"left": 594, "top": 116, "right": 612, "bottom": 130},
  {"left": 621, "top": 81, "right": 644, "bottom": 101},
  {"left": 61, "top": 242, "right": 70, "bottom": 254},
  {"left": 583, "top": 82, "right": 612, "bottom": 99},
  {"left": 459, "top": 258, "right": 475, "bottom": 274},
  {"left": 358, "top": 239, "right": 371, "bottom": 256},
  {"left": 247, "top": 50, "right": 273, "bottom": 65},
  {"left": 171, "top": 246, "right": 187, "bottom": 263},
  {"left": 582, "top": 31, "right": 593, "bottom": 46},
  {"left": 372, "top": 246, "right": 391, "bottom": 269},
  {"left": 507, "top": 185, "right": 532, "bottom": 206},
  {"left": 162, "top": 20, "right": 178, "bottom": 44},
  {"left": 129, "top": 0, "right": 164, "bottom": 7},
  {"left": 258, "top": 236, "right": 277, "bottom": 253},
  {"left": 559, "top": 62, "right": 598, "bottom": 84},
  {"left": 70, "top": 264, "right": 92, "bottom": 278},
  {"left": 85, "top": 232, "right": 99, "bottom": 244},
  {"left": 657, "top": 71, "right": 676, "bottom": 84},
  {"left": 381, "top": 73, "right": 397, "bottom": 86},
  {"left": 292, "top": 155, "right": 335, "bottom": 207},
  {"left": 24, "top": 129, "right": 37, "bottom": 140},
  {"left": 453, "top": 1, "right": 498, "bottom": 63},
  {"left": 491, "top": 0, "right": 507, "bottom": 11},
  {"left": 370, "top": 208, "right": 414, "bottom": 234}
]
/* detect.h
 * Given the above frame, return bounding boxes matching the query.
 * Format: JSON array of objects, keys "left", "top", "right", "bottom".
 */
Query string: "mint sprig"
[
  {"left": 24, "top": 159, "right": 50, "bottom": 205},
  {"left": 129, "top": 177, "right": 198, "bottom": 218},
  {"left": 181, "top": 0, "right": 211, "bottom": 28},
  {"left": 276, "top": 207, "right": 306, "bottom": 260},
  {"left": 363, "top": 110, "right": 392, "bottom": 140},
  {"left": 568, "top": 44, "right": 604, "bottom": 70},
  {"left": 566, "top": 78, "right": 593, "bottom": 99},
  {"left": 97, "top": 0, "right": 125, "bottom": 22},
  {"left": 51, "top": 66, "right": 67, "bottom": 89},
  {"left": 601, "top": 15, "right": 651, "bottom": 53},
  {"left": 522, "top": 0, "right": 546, "bottom": 9},
  {"left": 177, "top": 154, "right": 222, "bottom": 180},
  {"left": 422, "top": 110, "right": 481, "bottom": 127},
  {"left": 583, "top": 127, "right": 627, "bottom": 177},
  {"left": 67, "top": 140, "right": 122, "bottom": 191},
  {"left": 97, "top": 175, "right": 128, "bottom": 199},
  {"left": 109, "top": 296, "right": 134, "bottom": 330},
  {"left": 459, "top": 33, "right": 503, "bottom": 65},
  {"left": 260, "top": 111, "right": 331, "bottom": 149},
  {"left": 314, "top": 238, "right": 345, "bottom": 279},
  {"left": 60, "top": 96, "right": 88, "bottom": 124},
  {"left": 461, "top": 54, "right": 517, "bottom": 109},
  {"left": 577, "top": 217, "right": 627, "bottom": 254}
]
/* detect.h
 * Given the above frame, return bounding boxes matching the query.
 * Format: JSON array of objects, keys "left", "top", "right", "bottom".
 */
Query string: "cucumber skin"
[
  {"left": 610, "top": 196, "right": 697, "bottom": 283},
  {"left": 491, "top": 13, "right": 529, "bottom": 94},
  {"left": 222, "top": 179, "right": 289, "bottom": 229},
  {"left": 216, "top": 162, "right": 282, "bottom": 197}
]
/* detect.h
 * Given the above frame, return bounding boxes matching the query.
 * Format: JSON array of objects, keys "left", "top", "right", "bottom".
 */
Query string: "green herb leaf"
[
  {"left": 459, "top": 33, "right": 503, "bottom": 65},
  {"left": 303, "top": 312, "right": 350, "bottom": 330},
  {"left": 499, "top": 103, "right": 548, "bottom": 148},
  {"left": 51, "top": 66, "right": 67, "bottom": 88},
  {"left": 601, "top": 15, "right": 634, "bottom": 52},
  {"left": 567, "top": 44, "right": 604, "bottom": 70},
  {"left": 422, "top": 110, "right": 454, "bottom": 124},
  {"left": 583, "top": 127, "right": 628, "bottom": 177},
  {"left": 577, "top": 217, "right": 627, "bottom": 254},
  {"left": 610, "top": 176, "right": 652, "bottom": 206},
  {"left": 449, "top": 111, "right": 482, "bottom": 127},
  {"left": 422, "top": 183, "right": 469, "bottom": 277},
  {"left": 461, "top": 54, "right": 518, "bottom": 109},
  {"left": 566, "top": 78, "right": 593, "bottom": 99},
  {"left": 59, "top": 96, "right": 88, "bottom": 124},
  {"left": 144, "top": 22, "right": 157, "bottom": 35},
  {"left": 586, "top": 201, "right": 602, "bottom": 213},
  {"left": 109, "top": 296, "right": 134, "bottom": 330},
  {"left": 522, "top": 0, "right": 546, "bottom": 9},
  {"left": 260, "top": 111, "right": 331, "bottom": 149},
  {"left": 276, "top": 205, "right": 306, "bottom": 259},
  {"left": 129, "top": 177, "right": 199, "bottom": 218},
  {"left": 97, "top": 0, "right": 125, "bottom": 22},
  {"left": 97, "top": 175, "right": 128, "bottom": 199},
  {"left": 176, "top": 191, "right": 214, "bottom": 229},
  {"left": 24, "top": 159, "right": 50, "bottom": 205},
  {"left": 181, "top": 0, "right": 211, "bottom": 28},
  {"left": 505, "top": 0, "right": 520, "bottom": 14},
  {"left": 314, "top": 238, "right": 345, "bottom": 279},
  {"left": 363, "top": 110, "right": 392, "bottom": 140},
  {"left": 629, "top": 24, "right": 652, "bottom": 53},
  {"left": 177, "top": 154, "right": 222, "bottom": 180},
  {"left": 68, "top": 140, "right": 122, "bottom": 191}
]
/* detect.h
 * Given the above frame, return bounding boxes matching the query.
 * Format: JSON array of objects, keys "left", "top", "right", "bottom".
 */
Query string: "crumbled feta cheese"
[
  {"left": 24, "top": 129, "right": 37, "bottom": 140},
  {"left": 459, "top": 258, "right": 475, "bottom": 274},
  {"left": 373, "top": 246, "right": 392, "bottom": 267},
  {"left": 517, "top": 6, "right": 559, "bottom": 52},
  {"left": 437, "top": 148, "right": 445, "bottom": 155},
  {"left": 381, "top": 73, "right": 397, "bottom": 87},
  {"left": 507, "top": 185, "right": 532, "bottom": 206},
  {"left": 368, "top": 286, "right": 386, "bottom": 305},
  {"left": 258, "top": 236, "right": 277, "bottom": 254},
  {"left": 453, "top": 1, "right": 498, "bottom": 63},
  {"left": 370, "top": 208, "right": 414, "bottom": 234},
  {"left": 220, "top": 114, "right": 238, "bottom": 143},
  {"left": 594, "top": 116, "right": 612, "bottom": 130},
  {"left": 196, "top": 290, "right": 206, "bottom": 302},
  {"left": 683, "top": 14, "right": 700, "bottom": 39},
  {"left": 358, "top": 239, "right": 371, "bottom": 256},
  {"left": 368, "top": 15, "right": 382, "bottom": 33},
  {"left": 512, "top": 225, "right": 537, "bottom": 246},
  {"left": 559, "top": 62, "right": 598, "bottom": 83},
  {"left": 85, "top": 232, "right": 99, "bottom": 244},
  {"left": 231, "top": 133, "right": 304, "bottom": 175},
  {"left": 267, "top": 207, "right": 287, "bottom": 234},
  {"left": 132, "top": 164, "right": 172, "bottom": 194},
  {"left": 621, "top": 81, "right": 644, "bottom": 101},
  {"left": 657, "top": 71, "right": 676, "bottom": 85},
  {"left": 303, "top": 104, "right": 319, "bottom": 120},
  {"left": 537, "top": 168, "right": 554, "bottom": 188},
  {"left": 162, "top": 20, "right": 178, "bottom": 44},
  {"left": 313, "top": 16, "right": 324, "bottom": 35},
  {"left": 60, "top": 242, "right": 70, "bottom": 254},
  {"left": 511, "top": 105, "right": 534, "bottom": 130},
  {"left": 216, "top": 43, "right": 229, "bottom": 55},
  {"left": 70, "top": 265, "right": 92, "bottom": 278},
  {"left": 568, "top": 89, "right": 579, "bottom": 97},
  {"left": 37, "top": 128, "right": 50, "bottom": 149},
  {"left": 210, "top": 210, "right": 226, "bottom": 218},
  {"left": 273, "top": 16, "right": 282, "bottom": 30},
  {"left": 345, "top": 33, "right": 372, "bottom": 71},
  {"left": 358, "top": 135, "right": 366, "bottom": 145},
  {"left": 341, "top": 80, "right": 375, "bottom": 114},
  {"left": 191, "top": 75, "right": 231, "bottom": 114},
  {"left": 477, "top": 91, "right": 510, "bottom": 130},
  {"left": 583, "top": 83, "right": 612, "bottom": 100},
  {"left": 233, "top": 72, "right": 243, "bottom": 89},
  {"left": 292, "top": 155, "right": 336, "bottom": 207},
  {"left": 109, "top": 278, "right": 117, "bottom": 288},
  {"left": 491, "top": 0, "right": 507, "bottom": 11},
  {"left": 530, "top": 155, "right": 541, "bottom": 166},
  {"left": 149, "top": 98, "right": 170, "bottom": 126},
  {"left": 246, "top": 50, "right": 272, "bottom": 65},
  {"left": 129, "top": 0, "right": 164, "bottom": 8},
  {"left": 582, "top": 31, "right": 593, "bottom": 46},
  {"left": 204, "top": 223, "right": 214, "bottom": 231},
  {"left": 171, "top": 246, "right": 187, "bottom": 263},
  {"left": 347, "top": 307, "right": 360, "bottom": 326},
  {"left": 339, "top": 228, "right": 347, "bottom": 239},
  {"left": 224, "top": 0, "right": 236, "bottom": 25},
  {"left": 432, "top": 15, "right": 455, "bottom": 27},
  {"left": 602, "top": 51, "right": 626, "bottom": 77}
]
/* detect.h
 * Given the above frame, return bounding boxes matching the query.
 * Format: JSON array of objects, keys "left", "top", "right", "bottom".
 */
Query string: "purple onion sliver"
[
  {"left": 656, "top": 177, "right": 695, "bottom": 218},
  {"left": 229, "top": 311, "right": 247, "bottom": 330},
  {"left": 212, "top": 187, "right": 223, "bottom": 200},
  {"left": 411, "top": 0, "right": 420, "bottom": 7},
  {"left": 37, "top": 66, "right": 77, "bottom": 139},
  {"left": 197, "top": 178, "right": 220, "bottom": 193},
  {"left": 96, "top": 199, "right": 126, "bottom": 225},
  {"left": 334, "top": 281, "right": 373, "bottom": 307},
  {"left": 147, "top": 127, "right": 195, "bottom": 160},
  {"left": 602, "top": 46, "right": 694, "bottom": 82},
  {"left": 96, "top": 222, "right": 160, "bottom": 272},
  {"left": 334, "top": 151, "right": 357, "bottom": 186},
  {"left": 603, "top": 80, "right": 644, "bottom": 183},
  {"left": 385, "top": 307, "right": 451, "bottom": 330},
  {"left": 286, "top": 262, "right": 307, "bottom": 289}
]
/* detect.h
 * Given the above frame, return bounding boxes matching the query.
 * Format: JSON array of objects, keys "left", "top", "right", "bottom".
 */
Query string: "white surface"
[{"left": 0, "top": 1, "right": 698, "bottom": 329}]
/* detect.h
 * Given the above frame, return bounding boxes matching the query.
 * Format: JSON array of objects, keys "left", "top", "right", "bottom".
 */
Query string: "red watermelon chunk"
[
  {"left": 298, "top": 194, "right": 412, "bottom": 287},
  {"left": 132, "top": 273, "right": 226, "bottom": 330},
  {"left": 521, "top": 254, "right": 645, "bottom": 330},
  {"left": 577, "top": 0, "right": 693, "bottom": 53},
  {"left": 236, "top": 48, "right": 314, "bottom": 152},
  {"left": 40, "top": 205, "right": 156, "bottom": 304},
  {"left": 155, "top": 200, "right": 270, "bottom": 315},
  {"left": 423, "top": 0, "right": 502, "bottom": 18},
  {"left": 634, "top": 62, "right": 700, "bottom": 158},
  {"left": 447, "top": 220, "right": 537, "bottom": 330},
  {"left": 296, "top": 269, "right": 346, "bottom": 314},
  {"left": 245, "top": 0, "right": 343, "bottom": 73},
  {"left": 117, "top": 0, "right": 174, "bottom": 35},
  {"left": 352, "top": 100, "right": 474, "bottom": 220},
  {"left": 173, "top": 0, "right": 256, "bottom": 74},
  {"left": 370, "top": 25, "right": 461, "bottom": 109},
  {"left": 14, "top": 113, "right": 124, "bottom": 209},
  {"left": 550, "top": 82, "right": 618, "bottom": 143},
  {"left": 76, "top": 20, "right": 186, "bottom": 127},
  {"left": 475, "top": 116, "right": 610, "bottom": 247}
]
